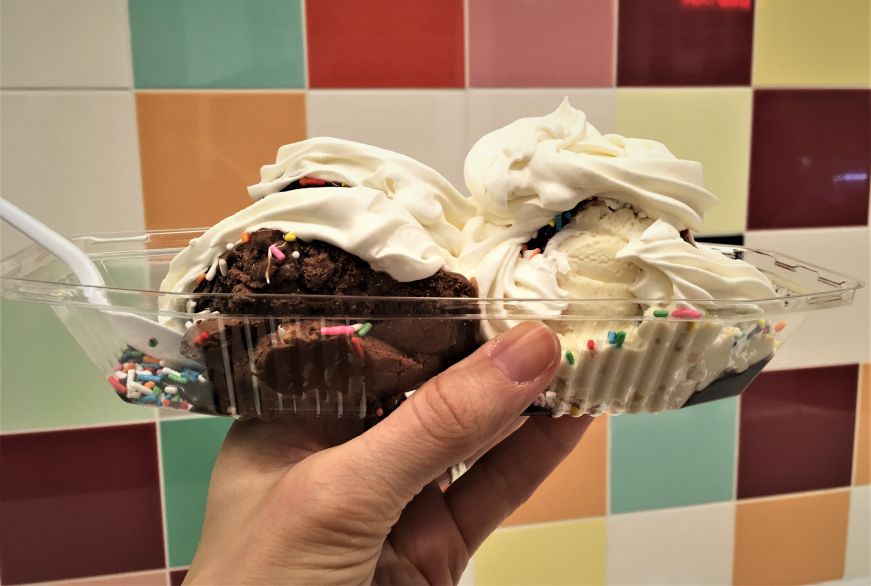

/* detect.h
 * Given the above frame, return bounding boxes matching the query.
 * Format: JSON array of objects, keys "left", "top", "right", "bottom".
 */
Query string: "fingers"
[
  {"left": 445, "top": 415, "right": 593, "bottom": 553},
  {"left": 331, "top": 322, "right": 561, "bottom": 509}
]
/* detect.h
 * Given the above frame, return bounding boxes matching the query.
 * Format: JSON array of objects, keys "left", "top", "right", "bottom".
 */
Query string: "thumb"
[{"left": 334, "top": 321, "right": 560, "bottom": 507}]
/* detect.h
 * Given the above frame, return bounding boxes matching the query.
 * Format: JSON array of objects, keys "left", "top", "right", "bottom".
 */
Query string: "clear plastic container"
[{"left": 0, "top": 229, "right": 863, "bottom": 420}]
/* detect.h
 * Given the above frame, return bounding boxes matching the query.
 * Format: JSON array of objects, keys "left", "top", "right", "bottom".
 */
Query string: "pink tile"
[{"left": 469, "top": 0, "right": 615, "bottom": 87}]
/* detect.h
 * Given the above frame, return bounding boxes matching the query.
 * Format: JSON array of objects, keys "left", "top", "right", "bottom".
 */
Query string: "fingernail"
[{"left": 490, "top": 322, "right": 560, "bottom": 383}]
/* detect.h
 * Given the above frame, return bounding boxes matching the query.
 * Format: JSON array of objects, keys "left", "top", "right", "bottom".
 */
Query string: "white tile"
[
  {"left": 745, "top": 228, "right": 870, "bottom": 370},
  {"left": 465, "top": 89, "right": 616, "bottom": 152},
  {"left": 0, "top": 0, "right": 132, "bottom": 88},
  {"left": 606, "top": 503, "right": 735, "bottom": 585},
  {"left": 457, "top": 559, "right": 473, "bottom": 586},
  {"left": 845, "top": 485, "right": 871, "bottom": 579},
  {"left": 306, "top": 90, "right": 467, "bottom": 191},
  {"left": 0, "top": 91, "right": 145, "bottom": 255}
]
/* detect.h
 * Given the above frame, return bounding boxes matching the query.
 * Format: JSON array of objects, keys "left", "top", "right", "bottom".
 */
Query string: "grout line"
[
  {"left": 611, "top": 0, "right": 619, "bottom": 87},
  {"left": 0, "top": 416, "right": 157, "bottom": 436},
  {"left": 735, "top": 485, "right": 852, "bottom": 507},
  {"left": 155, "top": 417, "right": 173, "bottom": 573},
  {"left": 0, "top": 86, "right": 132, "bottom": 92},
  {"left": 24, "top": 567, "right": 168, "bottom": 586},
  {"left": 119, "top": 0, "right": 135, "bottom": 90},
  {"left": 131, "top": 88, "right": 308, "bottom": 94},
  {"left": 849, "top": 365, "right": 865, "bottom": 486},
  {"left": 732, "top": 395, "right": 742, "bottom": 500},
  {"left": 463, "top": 0, "right": 470, "bottom": 89},
  {"left": 300, "top": 0, "right": 310, "bottom": 90},
  {"left": 605, "top": 415, "right": 612, "bottom": 515}
]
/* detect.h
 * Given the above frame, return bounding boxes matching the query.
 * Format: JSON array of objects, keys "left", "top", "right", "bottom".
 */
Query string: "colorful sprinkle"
[
  {"left": 283, "top": 232, "right": 297, "bottom": 242},
  {"left": 570, "top": 405, "right": 583, "bottom": 417},
  {"left": 555, "top": 214, "right": 563, "bottom": 231},
  {"left": 144, "top": 381, "right": 156, "bottom": 390},
  {"left": 166, "top": 373, "right": 188, "bottom": 385},
  {"left": 240, "top": 231, "right": 251, "bottom": 243},
  {"left": 195, "top": 272, "right": 206, "bottom": 285},
  {"left": 291, "top": 250, "right": 301, "bottom": 259},
  {"left": 774, "top": 321, "right": 786, "bottom": 332},
  {"left": 299, "top": 177, "right": 327, "bottom": 187},
  {"left": 148, "top": 337, "right": 158, "bottom": 348},
  {"left": 193, "top": 331, "right": 209, "bottom": 345},
  {"left": 218, "top": 258, "right": 228, "bottom": 276},
  {"left": 268, "top": 244, "right": 286, "bottom": 262},
  {"left": 357, "top": 322, "right": 373, "bottom": 337},
  {"left": 547, "top": 219, "right": 556, "bottom": 227},
  {"left": 565, "top": 351, "right": 575, "bottom": 365},
  {"left": 107, "top": 376, "right": 126, "bottom": 393},
  {"left": 351, "top": 336, "right": 365, "bottom": 358},
  {"left": 587, "top": 339, "right": 596, "bottom": 351},
  {"left": 615, "top": 331, "right": 626, "bottom": 349},
  {"left": 671, "top": 307, "right": 702, "bottom": 319},
  {"left": 527, "top": 248, "right": 542, "bottom": 259},
  {"left": 608, "top": 330, "right": 617, "bottom": 344},
  {"left": 653, "top": 309, "right": 669, "bottom": 318},
  {"left": 375, "top": 406, "right": 384, "bottom": 417},
  {"left": 321, "top": 325, "right": 359, "bottom": 336}
]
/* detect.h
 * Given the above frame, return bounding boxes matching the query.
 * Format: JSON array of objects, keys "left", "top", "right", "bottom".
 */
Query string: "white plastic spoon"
[{"left": 0, "top": 197, "right": 201, "bottom": 369}]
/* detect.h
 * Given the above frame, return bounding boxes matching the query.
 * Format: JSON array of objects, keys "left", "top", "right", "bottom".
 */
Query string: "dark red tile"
[
  {"left": 748, "top": 90, "right": 870, "bottom": 230},
  {"left": 738, "top": 365, "right": 859, "bottom": 499},
  {"left": 306, "top": 0, "right": 465, "bottom": 88},
  {"left": 617, "top": 0, "right": 754, "bottom": 86},
  {"left": 170, "top": 568, "right": 188, "bottom": 586},
  {"left": 0, "top": 424, "right": 165, "bottom": 584}
]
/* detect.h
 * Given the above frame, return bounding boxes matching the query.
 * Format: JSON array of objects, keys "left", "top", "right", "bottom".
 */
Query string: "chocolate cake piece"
[{"left": 184, "top": 229, "right": 479, "bottom": 419}]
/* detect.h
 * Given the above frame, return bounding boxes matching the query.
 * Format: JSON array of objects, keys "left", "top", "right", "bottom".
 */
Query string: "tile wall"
[{"left": 1, "top": 0, "right": 869, "bottom": 584}]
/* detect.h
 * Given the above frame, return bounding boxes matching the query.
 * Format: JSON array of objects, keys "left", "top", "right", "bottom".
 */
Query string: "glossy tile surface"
[
  {"left": 306, "top": 0, "right": 464, "bottom": 88},
  {"left": 128, "top": 0, "right": 305, "bottom": 88},
  {"left": 465, "top": 89, "right": 616, "bottom": 152},
  {"left": 754, "top": 0, "right": 870, "bottom": 87},
  {"left": 468, "top": 0, "right": 614, "bottom": 87},
  {"left": 0, "top": 301, "right": 155, "bottom": 431},
  {"left": 474, "top": 519, "right": 606, "bottom": 585},
  {"left": 738, "top": 366, "right": 858, "bottom": 499},
  {"left": 161, "top": 418, "right": 233, "bottom": 567},
  {"left": 503, "top": 417, "right": 606, "bottom": 525},
  {"left": 748, "top": 90, "right": 870, "bottom": 230},
  {"left": 1, "top": 0, "right": 132, "bottom": 88},
  {"left": 307, "top": 90, "right": 465, "bottom": 189},
  {"left": 0, "top": 424, "right": 164, "bottom": 584},
  {"left": 845, "top": 486, "right": 871, "bottom": 579},
  {"left": 744, "top": 227, "right": 870, "bottom": 371},
  {"left": 606, "top": 503, "right": 735, "bottom": 585},
  {"left": 733, "top": 490, "right": 850, "bottom": 585},
  {"left": 856, "top": 364, "right": 870, "bottom": 485},
  {"left": 616, "top": 88, "right": 751, "bottom": 235},
  {"left": 617, "top": 0, "right": 753, "bottom": 86},
  {"left": 136, "top": 91, "right": 307, "bottom": 229},
  {"left": 610, "top": 397, "right": 737, "bottom": 513},
  {"left": 169, "top": 568, "right": 188, "bottom": 586},
  {"left": 0, "top": 91, "right": 145, "bottom": 255},
  {"left": 52, "top": 570, "right": 169, "bottom": 586}
]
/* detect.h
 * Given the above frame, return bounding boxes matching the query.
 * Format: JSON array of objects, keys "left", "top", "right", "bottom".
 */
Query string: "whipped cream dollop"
[
  {"left": 248, "top": 137, "right": 474, "bottom": 256},
  {"left": 159, "top": 187, "right": 454, "bottom": 324},
  {"left": 460, "top": 100, "right": 777, "bottom": 337}
]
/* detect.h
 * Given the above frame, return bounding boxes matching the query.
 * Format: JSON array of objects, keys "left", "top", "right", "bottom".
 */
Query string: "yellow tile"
[
  {"left": 754, "top": 0, "right": 870, "bottom": 87},
  {"left": 474, "top": 519, "right": 606, "bottom": 585},
  {"left": 616, "top": 89, "right": 751, "bottom": 235}
]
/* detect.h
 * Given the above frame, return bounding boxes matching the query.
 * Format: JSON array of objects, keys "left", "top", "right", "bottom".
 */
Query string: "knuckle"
[{"left": 412, "top": 375, "right": 483, "bottom": 447}]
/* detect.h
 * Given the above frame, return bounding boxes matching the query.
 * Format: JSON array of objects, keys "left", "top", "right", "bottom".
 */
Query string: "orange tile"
[
  {"left": 856, "top": 364, "right": 870, "bottom": 485},
  {"left": 733, "top": 490, "right": 850, "bottom": 586},
  {"left": 136, "top": 91, "right": 307, "bottom": 230},
  {"left": 53, "top": 570, "right": 168, "bottom": 585},
  {"left": 503, "top": 416, "right": 607, "bottom": 526}
]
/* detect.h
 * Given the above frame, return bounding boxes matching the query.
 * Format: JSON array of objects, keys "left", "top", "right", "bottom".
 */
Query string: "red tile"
[
  {"left": 469, "top": 0, "right": 615, "bottom": 87},
  {"left": 0, "top": 424, "right": 165, "bottom": 584},
  {"left": 617, "top": 0, "right": 754, "bottom": 86},
  {"left": 306, "top": 0, "right": 464, "bottom": 88},
  {"left": 169, "top": 568, "right": 188, "bottom": 586},
  {"left": 748, "top": 90, "right": 870, "bottom": 230},
  {"left": 738, "top": 365, "right": 859, "bottom": 499}
]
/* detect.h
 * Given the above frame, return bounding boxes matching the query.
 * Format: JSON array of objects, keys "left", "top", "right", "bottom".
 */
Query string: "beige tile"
[
  {"left": 0, "top": 0, "right": 132, "bottom": 88},
  {"left": 606, "top": 503, "right": 735, "bottom": 585},
  {"left": 616, "top": 88, "right": 752, "bottom": 236},
  {"left": 744, "top": 227, "right": 870, "bottom": 370},
  {"left": 465, "top": 89, "right": 616, "bottom": 150},
  {"left": 474, "top": 519, "right": 606, "bottom": 585},
  {"left": 845, "top": 485, "right": 871, "bottom": 579},
  {"left": 0, "top": 91, "right": 145, "bottom": 255},
  {"left": 856, "top": 364, "right": 870, "bottom": 486},
  {"left": 49, "top": 570, "right": 168, "bottom": 585},
  {"left": 753, "top": 0, "right": 870, "bottom": 87},
  {"left": 307, "top": 90, "right": 466, "bottom": 191}
]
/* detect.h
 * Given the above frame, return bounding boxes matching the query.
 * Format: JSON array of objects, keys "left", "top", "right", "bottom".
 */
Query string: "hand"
[{"left": 186, "top": 322, "right": 593, "bottom": 585}]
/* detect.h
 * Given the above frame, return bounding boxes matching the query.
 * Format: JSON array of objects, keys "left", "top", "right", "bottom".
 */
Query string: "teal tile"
[
  {"left": 129, "top": 0, "right": 305, "bottom": 88},
  {"left": 161, "top": 417, "right": 233, "bottom": 567},
  {"left": 610, "top": 398, "right": 738, "bottom": 513},
  {"left": 0, "top": 300, "right": 154, "bottom": 432}
]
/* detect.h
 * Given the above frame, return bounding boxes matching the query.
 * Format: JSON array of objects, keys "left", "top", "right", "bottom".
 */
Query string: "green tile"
[
  {"left": 161, "top": 417, "right": 233, "bottom": 567},
  {"left": 616, "top": 89, "right": 752, "bottom": 235},
  {"left": 610, "top": 398, "right": 738, "bottom": 513},
  {"left": 0, "top": 300, "right": 155, "bottom": 432},
  {"left": 129, "top": 0, "right": 305, "bottom": 88}
]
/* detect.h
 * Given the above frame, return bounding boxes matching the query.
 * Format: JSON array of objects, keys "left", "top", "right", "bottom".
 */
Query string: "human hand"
[{"left": 185, "top": 322, "right": 593, "bottom": 585}]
